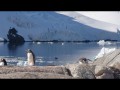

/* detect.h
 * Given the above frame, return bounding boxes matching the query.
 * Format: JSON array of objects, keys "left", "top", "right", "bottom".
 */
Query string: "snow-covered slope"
[
  {"left": 78, "top": 11, "right": 120, "bottom": 26},
  {"left": 0, "top": 11, "right": 119, "bottom": 41}
]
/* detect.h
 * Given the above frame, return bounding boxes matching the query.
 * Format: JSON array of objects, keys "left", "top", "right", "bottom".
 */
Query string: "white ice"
[
  {"left": 17, "top": 60, "right": 28, "bottom": 66},
  {"left": 95, "top": 47, "right": 116, "bottom": 59},
  {"left": 97, "top": 40, "right": 114, "bottom": 46}
]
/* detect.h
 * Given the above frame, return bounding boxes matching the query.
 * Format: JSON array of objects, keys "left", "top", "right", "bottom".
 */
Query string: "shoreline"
[
  {"left": 0, "top": 48, "right": 120, "bottom": 79},
  {"left": 0, "top": 39, "right": 118, "bottom": 43}
]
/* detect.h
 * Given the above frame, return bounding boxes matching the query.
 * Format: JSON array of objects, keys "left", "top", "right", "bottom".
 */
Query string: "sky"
[{"left": 77, "top": 11, "right": 120, "bottom": 26}]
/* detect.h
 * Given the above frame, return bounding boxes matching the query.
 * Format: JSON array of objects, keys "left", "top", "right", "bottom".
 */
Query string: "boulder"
[
  {"left": 7, "top": 27, "right": 25, "bottom": 43},
  {"left": 65, "top": 63, "right": 96, "bottom": 79},
  {"left": 109, "top": 62, "right": 120, "bottom": 70},
  {"left": 95, "top": 65, "right": 108, "bottom": 76},
  {"left": 96, "top": 72, "right": 114, "bottom": 79},
  {"left": 93, "top": 49, "right": 120, "bottom": 79},
  {"left": 94, "top": 65, "right": 114, "bottom": 79},
  {"left": 108, "top": 67, "right": 120, "bottom": 79}
]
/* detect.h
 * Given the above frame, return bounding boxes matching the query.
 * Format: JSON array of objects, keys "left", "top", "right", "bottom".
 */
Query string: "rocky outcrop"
[
  {"left": 0, "top": 66, "right": 73, "bottom": 79},
  {"left": 93, "top": 49, "right": 120, "bottom": 79},
  {"left": 65, "top": 63, "right": 96, "bottom": 79},
  {"left": 64, "top": 54, "right": 120, "bottom": 79},
  {"left": 94, "top": 65, "right": 114, "bottom": 79},
  {"left": 0, "top": 72, "right": 72, "bottom": 79},
  {"left": 7, "top": 27, "right": 25, "bottom": 43},
  {"left": 95, "top": 65, "right": 108, "bottom": 76},
  {"left": 96, "top": 72, "right": 114, "bottom": 79},
  {"left": 93, "top": 49, "right": 120, "bottom": 67}
]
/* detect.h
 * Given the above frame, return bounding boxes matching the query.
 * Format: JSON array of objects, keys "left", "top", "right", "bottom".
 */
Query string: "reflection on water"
[{"left": 0, "top": 41, "right": 119, "bottom": 66}]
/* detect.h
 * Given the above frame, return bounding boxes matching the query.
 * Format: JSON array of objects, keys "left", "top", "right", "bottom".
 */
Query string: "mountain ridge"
[{"left": 0, "top": 11, "right": 119, "bottom": 41}]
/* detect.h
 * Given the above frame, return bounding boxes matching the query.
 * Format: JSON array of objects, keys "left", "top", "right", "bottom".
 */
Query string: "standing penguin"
[
  {"left": 26, "top": 49, "right": 35, "bottom": 66},
  {"left": 0, "top": 58, "right": 7, "bottom": 66}
]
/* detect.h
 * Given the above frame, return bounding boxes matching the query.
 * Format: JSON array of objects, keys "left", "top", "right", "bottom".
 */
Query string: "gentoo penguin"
[
  {"left": 0, "top": 58, "right": 7, "bottom": 66},
  {"left": 78, "top": 58, "right": 89, "bottom": 64},
  {"left": 26, "top": 49, "right": 35, "bottom": 66}
]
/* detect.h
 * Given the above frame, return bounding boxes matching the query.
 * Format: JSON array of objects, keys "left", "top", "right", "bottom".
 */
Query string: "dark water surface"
[{"left": 0, "top": 42, "right": 119, "bottom": 66}]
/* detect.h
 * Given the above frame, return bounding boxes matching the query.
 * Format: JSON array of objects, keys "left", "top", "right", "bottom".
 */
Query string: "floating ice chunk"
[
  {"left": 17, "top": 61, "right": 28, "bottom": 66},
  {"left": 0, "top": 62, "right": 4, "bottom": 66},
  {"left": 62, "top": 43, "right": 64, "bottom": 45},
  {"left": 48, "top": 42, "right": 53, "bottom": 44},
  {"left": 37, "top": 42, "right": 41, "bottom": 44},
  {"left": 105, "top": 41, "right": 112, "bottom": 45},
  {"left": 97, "top": 40, "right": 104, "bottom": 45},
  {"left": 95, "top": 47, "right": 116, "bottom": 59},
  {"left": 97, "top": 40, "right": 105, "bottom": 46},
  {"left": 97, "top": 40, "right": 114, "bottom": 46}
]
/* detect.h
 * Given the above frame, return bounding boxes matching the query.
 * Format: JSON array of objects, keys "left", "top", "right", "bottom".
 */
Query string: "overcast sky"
[{"left": 77, "top": 11, "right": 120, "bottom": 25}]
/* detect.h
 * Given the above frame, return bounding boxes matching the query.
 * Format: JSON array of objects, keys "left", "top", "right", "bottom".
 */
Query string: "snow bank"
[{"left": 95, "top": 47, "right": 116, "bottom": 59}]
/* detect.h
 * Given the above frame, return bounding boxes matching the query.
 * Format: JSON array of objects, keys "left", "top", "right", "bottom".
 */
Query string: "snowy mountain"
[
  {"left": 0, "top": 11, "right": 119, "bottom": 41},
  {"left": 78, "top": 11, "right": 120, "bottom": 26}
]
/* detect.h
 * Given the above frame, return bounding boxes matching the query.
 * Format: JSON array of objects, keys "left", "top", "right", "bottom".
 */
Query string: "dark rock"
[
  {"left": 109, "top": 67, "right": 120, "bottom": 79},
  {"left": 3, "top": 38, "right": 7, "bottom": 42},
  {"left": 7, "top": 27, "right": 25, "bottom": 43}
]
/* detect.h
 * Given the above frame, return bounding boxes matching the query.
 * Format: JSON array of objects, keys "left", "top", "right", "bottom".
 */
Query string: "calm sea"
[{"left": 0, "top": 42, "right": 119, "bottom": 66}]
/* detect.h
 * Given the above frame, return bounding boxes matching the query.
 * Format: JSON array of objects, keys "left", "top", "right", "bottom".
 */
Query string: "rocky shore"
[{"left": 1, "top": 49, "right": 120, "bottom": 79}]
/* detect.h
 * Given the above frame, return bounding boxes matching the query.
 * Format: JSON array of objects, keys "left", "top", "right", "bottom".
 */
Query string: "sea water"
[{"left": 0, "top": 41, "right": 119, "bottom": 66}]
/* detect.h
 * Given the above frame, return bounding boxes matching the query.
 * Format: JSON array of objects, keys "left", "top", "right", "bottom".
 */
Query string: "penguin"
[
  {"left": 78, "top": 58, "right": 89, "bottom": 64},
  {"left": 78, "top": 58, "right": 92, "bottom": 64},
  {"left": 0, "top": 58, "right": 7, "bottom": 66},
  {"left": 26, "top": 49, "right": 35, "bottom": 66}
]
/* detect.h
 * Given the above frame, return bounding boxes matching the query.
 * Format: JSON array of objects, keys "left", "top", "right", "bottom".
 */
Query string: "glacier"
[{"left": 0, "top": 11, "right": 120, "bottom": 41}]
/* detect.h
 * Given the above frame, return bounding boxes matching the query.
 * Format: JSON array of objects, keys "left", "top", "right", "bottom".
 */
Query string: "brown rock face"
[
  {"left": 95, "top": 65, "right": 108, "bottom": 76},
  {"left": 0, "top": 66, "right": 73, "bottom": 79}
]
